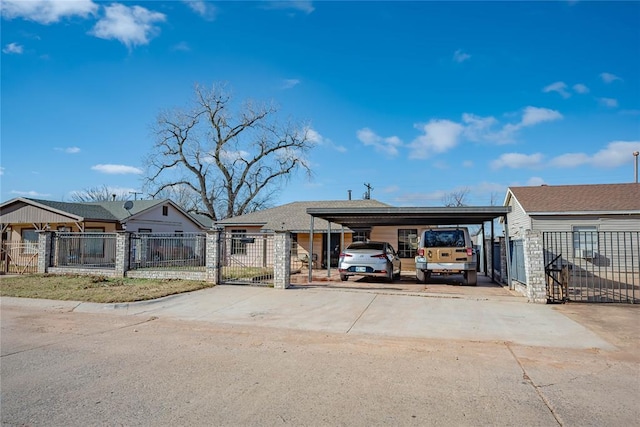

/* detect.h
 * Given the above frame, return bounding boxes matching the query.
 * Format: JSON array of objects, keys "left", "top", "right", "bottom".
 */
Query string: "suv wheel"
[
  {"left": 463, "top": 270, "right": 477, "bottom": 286},
  {"left": 340, "top": 274, "right": 348, "bottom": 281}
]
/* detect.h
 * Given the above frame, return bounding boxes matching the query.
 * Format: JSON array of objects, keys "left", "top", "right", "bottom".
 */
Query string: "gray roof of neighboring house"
[
  {"left": 215, "top": 199, "right": 390, "bottom": 232},
  {"left": 507, "top": 183, "right": 640, "bottom": 214},
  {"left": 25, "top": 198, "right": 167, "bottom": 221}
]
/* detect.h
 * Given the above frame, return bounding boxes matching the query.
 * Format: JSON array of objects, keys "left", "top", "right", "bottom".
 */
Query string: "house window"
[
  {"left": 398, "top": 229, "right": 418, "bottom": 258},
  {"left": 57, "top": 226, "right": 71, "bottom": 232},
  {"left": 138, "top": 228, "right": 152, "bottom": 233},
  {"left": 21, "top": 229, "right": 38, "bottom": 254},
  {"left": 162, "top": 206, "right": 169, "bottom": 216},
  {"left": 573, "top": 226, "right": 598, "bottom": 258},
  {"left": 351, "top": 230, "right": 370, "bottom": 243},
  {"left": 231, "top": 229, "right": 247, "bottom": 255}
]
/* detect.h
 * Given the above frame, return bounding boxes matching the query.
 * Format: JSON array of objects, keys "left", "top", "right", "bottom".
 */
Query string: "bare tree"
[
  {"left": 442, "top": 187, "right": 470, "bottom": 207},
  {"left": 70, "top": 185, "right": 130, "bottom": 202},
  {"left": 144, "top": 84, "right": 314, "bottom": 221}
]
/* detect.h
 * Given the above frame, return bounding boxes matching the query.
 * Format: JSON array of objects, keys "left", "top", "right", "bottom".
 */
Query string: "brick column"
[
  {"left": 273, "top": 231, "right": 291, "bottom": 289},
  {"left": 206, "top": 229, "right": 221, "bottom": 284},
  {"left": 523, "top": 230, "right": 547, "bottom": 303},
  {"left": 36, "top": 230, "right": 53, "bottom": 274},
  {"left": 114, "top": 232, "right": 130, "bottom": 278}
]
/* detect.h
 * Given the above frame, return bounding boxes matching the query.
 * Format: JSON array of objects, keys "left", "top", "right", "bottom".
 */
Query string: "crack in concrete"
[{"left": 506, "top": 343, "right": 564, "bottom": 426}]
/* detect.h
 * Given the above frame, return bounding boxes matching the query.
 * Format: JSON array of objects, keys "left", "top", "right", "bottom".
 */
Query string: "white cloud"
[
  {"left": 305, "top": 127, "right": 346, "bottom": 152},
  {"left": 0, "top": 0, "right": 98, "bottom": 24},
  {"left": 600, "top": 72, "right": 622, "bottom": 84},
  {"left": 549, "top": 152, "right": 590, "bottom": 168},
  {"left": 453, "top": 49, "right": 470, "bottom": 63},
  {"left": 171, "top": 42, "right": 191, "bottom": 52},
  {"left": 91, "top": 164, "right": 143, "bottom": 174},
  {"left": 0, "top": 167, "right": 4, "bottom": 176},
  {"left": 409, "top": 120, "right": 463, "bottom": 159},
  {"left": 263, "top": 1, "right": 315, "bottom": 14},
  {"left": 218, "top": 150, "right": 251, "bottom": 162},
  {"left": 357, "top": 128, "right": 402, "bottom": 157},
  {"left": 572, "top": 83, "right": 589, "bottom": 94},
  {"left": 2, "top": 42, "right": 23, "bottom": 54},
  {"left": 494, "top": 107, "right": 563, "bottom": 143},
  {"left": 90, "top": 4, "right": 166, "bottom": 49},
  {"left": 11, "top": 190, "right": 51, "bottom": 197},
  {"left": 526, "top": 177, "right": 546, "bottom": 186},
  {"left": 598, "top": 97, "right": 618, "bottom": 108},
  {"left": 281, "top": 79, "right": 300, "bottom": 89},
  {"left": 463, "top": 160, "right": 474, "bottom": 168},
  {"left": 543, "top": 81, "right": 570, "bottom": 98},
  {"left": 461, "top": 113, "right": 499, "bottom": 142},
  {"left": 491, "top": 153, "right": 544, "bottom": 170},
  {"left": 497, "top": 141, "right": 640, "bottom": 171},
  {"left": 591, "top": 141, "right": 640, "bottom": 168},
  {"left": 520, "top": 106, "right": 563, "bottom": 126},
  {"left": 182, "top": 0, "right": 217, "bottom": 21},
  {"left": 55, "top": 146, "right": 81, "bottom": 154}
]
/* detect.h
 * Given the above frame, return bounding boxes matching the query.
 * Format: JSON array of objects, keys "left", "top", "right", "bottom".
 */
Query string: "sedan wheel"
[{"left": 340, "top": 274, "right": 348, "bottom": 281}]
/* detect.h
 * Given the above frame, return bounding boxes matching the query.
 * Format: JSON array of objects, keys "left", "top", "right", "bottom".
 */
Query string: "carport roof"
[{"left": 306, "top": 206, "right": 511, "bottom": 228}]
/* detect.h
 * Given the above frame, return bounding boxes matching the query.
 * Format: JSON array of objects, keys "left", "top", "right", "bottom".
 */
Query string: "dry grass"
[{"left": 0, "top": 274, "right": 213, "bottom": 303}]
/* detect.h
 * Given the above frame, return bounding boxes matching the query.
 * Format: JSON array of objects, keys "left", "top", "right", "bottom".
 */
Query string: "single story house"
[
  {"left": 0, "top": 197, "right": 207, "bottom": 245},
  {"left": 504, "top": 183, "right": 640, "bottom": 238}
]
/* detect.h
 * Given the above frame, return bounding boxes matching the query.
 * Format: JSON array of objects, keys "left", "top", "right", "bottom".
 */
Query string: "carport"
[{"left": 306, "top": 206, "right": 512, "bottom": 286}]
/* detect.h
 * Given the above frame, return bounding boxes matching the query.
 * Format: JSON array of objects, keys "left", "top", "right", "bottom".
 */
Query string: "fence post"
[
  {"left": 499, "top": 236, "right": 507, "bottom": 284},
  {"left": 36, "top": 230, "right": 53, "bottom": 274},
  {"left": 523, "top": 230, "right": 547, "bottom": 303},
  {"left": 206, "top": 229, "right": 221, "bottom": 284},
  {"left": 273, "top": 231, "right": 291, "bottom": 289},
  {"left": 114, "top": 232, "right": 130, "bottom": 278}
]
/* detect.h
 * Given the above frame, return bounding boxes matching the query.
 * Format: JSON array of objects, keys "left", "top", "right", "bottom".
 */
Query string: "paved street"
[{"left": 1, "top": 284, "right": 639, "bottom": 426}]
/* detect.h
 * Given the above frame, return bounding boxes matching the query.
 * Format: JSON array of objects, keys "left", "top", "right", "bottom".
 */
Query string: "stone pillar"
[
  {"left": 206, "top": 229, "right": 221, "bottom": 284},
  {"left": 114, "top": 232, "right": 130, "bottom": 277},
  {"left": 273, "top": 231, "right": 291, "bottom": 289},
  {"left": 523, "top": 230, "right": 547, "bottom": 303},
  {"left": 36, "top": 230, "right": 53, "bottom": 274}
]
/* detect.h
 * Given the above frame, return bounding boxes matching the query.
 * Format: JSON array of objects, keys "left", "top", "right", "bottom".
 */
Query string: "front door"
[{"left": 322, "top": 233, "right": 341, "bottom": 268}]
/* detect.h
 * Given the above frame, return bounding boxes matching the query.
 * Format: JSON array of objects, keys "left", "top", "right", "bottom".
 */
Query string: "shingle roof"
[
  {"left": 26, "top": 198, "right": 167, "bottom": 221},
  {"left": 215, "top": 199, "right": 390, "bottom": 231},
  {"left": 508, "top": 183, "right": 640, "bottom": 213}
]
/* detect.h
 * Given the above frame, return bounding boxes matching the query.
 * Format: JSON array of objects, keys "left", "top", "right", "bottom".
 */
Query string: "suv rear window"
[
  {"left": 422, "top": 230, "right": 466, "bottom": 248},
  {"left": 348, "top": 242, "right": 385, "bottom": 250}
]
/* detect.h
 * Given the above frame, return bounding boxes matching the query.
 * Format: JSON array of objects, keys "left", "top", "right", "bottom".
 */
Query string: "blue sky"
[{"left": 2, "top": 0, "right": 639, "bottom": 208}]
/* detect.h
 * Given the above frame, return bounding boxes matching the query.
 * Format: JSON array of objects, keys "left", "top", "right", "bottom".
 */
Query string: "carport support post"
[
  {"left": 114, "top": 232, "right": 130, "bottom": 277},
  {"left": 206, "top": 229, "right": 221, "bottom": 285},
  {"left": 523, "top": 230, "right": 547, "bottom": 303},
  {"left": 273, "top": 231, "right": 291, "bottom": 289},
  {"left": 36, "top": 230, "right": 52, "bottom": 274}
]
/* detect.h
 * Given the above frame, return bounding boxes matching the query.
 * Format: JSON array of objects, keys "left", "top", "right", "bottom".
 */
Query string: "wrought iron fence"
[
  {"left": 543, "top": 231, "right": 639, "bottom": 303},
  {"left": 220, "top": 231, "right": 274, "bottom": 285},
  {"left": 1, "top": 241, "right": 39, "bottom": 274},
  {"left": 53, "top": 232, "right": 117, "bottom": 269},
  {"left": 129, "top": 233, "right": 206, "bottom": 270},
  {"left": 510, "top": 239, "right": 526, "bottom": 284}
]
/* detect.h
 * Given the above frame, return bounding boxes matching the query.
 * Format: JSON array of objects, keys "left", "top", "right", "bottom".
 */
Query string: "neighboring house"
[
  {"left": 504, "top": 183, "right": 640, "bottom": 238},
  {"left": 0, "top": 197, "right": 207, "bottom": 245}
]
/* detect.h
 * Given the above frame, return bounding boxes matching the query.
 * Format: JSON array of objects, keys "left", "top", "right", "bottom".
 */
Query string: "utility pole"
[
  {"left": 363, "top": 183, "right": 373, "bottom": 200},
  {"left": 634, "top": 151, "right": 639, "bottom": 183}
]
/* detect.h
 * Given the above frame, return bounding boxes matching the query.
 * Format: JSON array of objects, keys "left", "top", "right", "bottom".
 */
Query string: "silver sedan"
[{"left": 338, "top": 241, "right": 402, "bottom": 282}]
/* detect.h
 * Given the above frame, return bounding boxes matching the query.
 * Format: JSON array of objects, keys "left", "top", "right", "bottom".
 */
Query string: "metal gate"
[
  {"left": 1, "top": 241, "right": 39, "bottom": 274},
  {"left": 220, "top": 231, "right": 275, "bottom": 286},
  {"left": 543, "top": 231, "right": 639, "bottom": 303}
]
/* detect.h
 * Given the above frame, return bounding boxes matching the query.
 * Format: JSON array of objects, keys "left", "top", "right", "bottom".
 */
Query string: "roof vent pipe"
[{"left": 348, "top": 190, "right": 352, "bottom": 200}]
